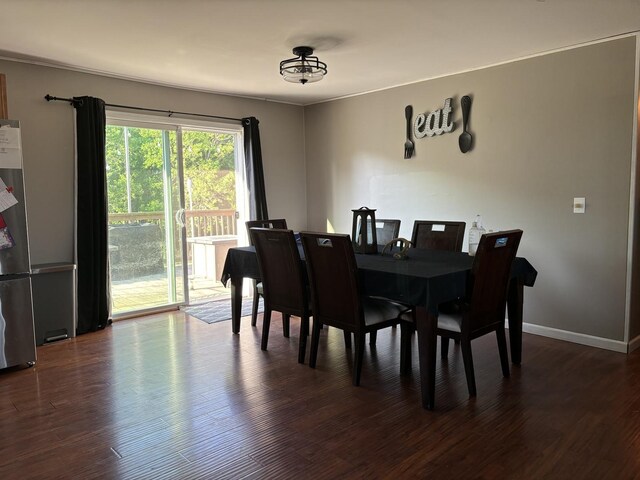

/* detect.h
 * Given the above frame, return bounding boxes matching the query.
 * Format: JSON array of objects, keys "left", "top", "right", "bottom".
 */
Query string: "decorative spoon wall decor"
[{"left": 458, "top": 95, "right": 473, "bottom": 153}]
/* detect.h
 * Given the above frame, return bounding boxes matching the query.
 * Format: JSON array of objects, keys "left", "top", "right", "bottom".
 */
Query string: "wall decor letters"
[{"left": 414, "top": 98, "right": 455, "bottom": 139}]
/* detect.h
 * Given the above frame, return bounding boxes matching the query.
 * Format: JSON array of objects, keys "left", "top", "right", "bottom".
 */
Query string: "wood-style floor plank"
[{"left": 1, "top": 310, "right": 639, "bottom": 479}]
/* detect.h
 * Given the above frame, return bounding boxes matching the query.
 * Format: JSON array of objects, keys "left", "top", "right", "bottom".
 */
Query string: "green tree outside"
[{"left": 106, "top": 126, "right": 237, "bottom": 216}]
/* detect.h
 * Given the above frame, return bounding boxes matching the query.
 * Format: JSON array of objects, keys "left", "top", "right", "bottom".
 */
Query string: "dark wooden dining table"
[{"left": 221, "top": 245, "right": 537, "bottom": 410}]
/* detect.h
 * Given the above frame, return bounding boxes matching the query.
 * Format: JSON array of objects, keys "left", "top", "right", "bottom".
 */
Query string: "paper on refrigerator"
[
  {"left": 0, "top": 177, "right": 17, "bottom": 212},
  {"left": 0, "top": 125, "right": 22, "bottom": 169}
]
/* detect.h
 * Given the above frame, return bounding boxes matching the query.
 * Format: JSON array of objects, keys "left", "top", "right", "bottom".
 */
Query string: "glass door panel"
[
  {"left": 182, "top": 128, "right": 239, "bottom": 304},
  {"left": 106, "top": 124, "right": 186, "bottom": 315}
]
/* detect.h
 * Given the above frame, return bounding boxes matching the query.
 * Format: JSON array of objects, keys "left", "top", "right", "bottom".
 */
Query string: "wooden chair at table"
[
  {"left": 245, "top": 219, "right": 288, "bottom": 329},
  {"left": 404, "top": 220, "right": 467, "bottom": 346},
  {"left": 354, "top": 218, "right": 401, "bottom": 246},
  {"left": 300, "top": 232, "right": 410, "bottom": 386},
  {"left": 357, "top": 218, "right": 403, "bottom": 346},
  {"left": 401, "top": 230, "right": 523, "bottom": 396},
  {"left": 371, "top": 218, "right": 401, "bottom": 246},
  {"left": 366, "top": 217, "right": 401, "bottom": 343},
  {"left": 411, "top": 220, "right": 466, "bottom": 252},
  {"left": 250, "top": 227, "right": 311, "bottom": 363}
]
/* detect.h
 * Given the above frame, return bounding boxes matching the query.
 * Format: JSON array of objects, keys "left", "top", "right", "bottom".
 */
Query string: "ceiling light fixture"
[{"left": 280, "top": 46, "right": 327, "bottom": 85}]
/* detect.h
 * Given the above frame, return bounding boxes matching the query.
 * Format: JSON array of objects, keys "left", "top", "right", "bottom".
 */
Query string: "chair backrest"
[
  {"left": 245, "top": 219, "right": 288, "bottom": 245},
  {"left": 372, "top": 219, "right": 401, "bottom": 245},
  {"left": 300, "top": 232, "right": 363, "bottom": 332},
  {"left": 355, "top": 218, "right": 401, "bottom": 246},
  {"left": 466, "top": 230, "right": 523, "bottom": 333},
  {"left": 411, "top": 221, "right": 466, "bottom": 251},
  {"left": 250, "top": 228, "right": 308, "bottom": 316}
]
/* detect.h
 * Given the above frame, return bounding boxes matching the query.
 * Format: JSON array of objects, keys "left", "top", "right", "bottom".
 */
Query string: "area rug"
[{"left": 182, "top": 298, "right": 263, "bottom": 324}]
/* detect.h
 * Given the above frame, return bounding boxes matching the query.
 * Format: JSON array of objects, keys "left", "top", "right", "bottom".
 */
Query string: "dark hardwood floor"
[{"left": 1, "top": 311, "right": 639, "bottom": 479}]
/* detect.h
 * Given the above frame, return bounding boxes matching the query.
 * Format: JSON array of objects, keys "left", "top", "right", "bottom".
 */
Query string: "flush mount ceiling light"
[{"left": 280, "top": 46, "right": 327, "bottom": 85}]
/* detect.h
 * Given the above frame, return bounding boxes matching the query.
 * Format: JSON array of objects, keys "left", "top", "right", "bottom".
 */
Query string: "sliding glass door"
[
  {"left": 105, "top": 114, "right": 244, "bottom": 317},
  {"left": 181, "top": 127, "right": 241, "bottom": 305}
]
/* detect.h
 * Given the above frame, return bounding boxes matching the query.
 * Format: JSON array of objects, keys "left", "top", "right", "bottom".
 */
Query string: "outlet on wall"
[{"left": 573, "top": 197, "right": 586, "bottom": 214}]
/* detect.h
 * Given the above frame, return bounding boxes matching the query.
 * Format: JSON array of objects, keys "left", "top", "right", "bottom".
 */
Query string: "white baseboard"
[
  {"left": 628, "top": 334, "right": 640, "bottom": 353},
  {"left": 516, "top": 322, "right": 628, "bottom": 353}
]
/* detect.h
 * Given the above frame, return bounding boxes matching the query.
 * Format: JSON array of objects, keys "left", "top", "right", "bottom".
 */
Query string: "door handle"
[{"left": 175, "top": 208, "right": 186, "bottom": 227}]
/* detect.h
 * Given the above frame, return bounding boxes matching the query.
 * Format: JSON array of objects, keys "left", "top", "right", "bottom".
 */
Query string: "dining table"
[{"left": 221, "top": 244, "right": 537, "bottom": 410}]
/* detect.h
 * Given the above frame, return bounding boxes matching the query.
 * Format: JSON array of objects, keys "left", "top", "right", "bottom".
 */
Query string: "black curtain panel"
[
  {"left": 242, "top": 117, "right": 269, "bottom": 220},
  {"left": 74, "top": 96, "right": 111, "bottom": 334}
]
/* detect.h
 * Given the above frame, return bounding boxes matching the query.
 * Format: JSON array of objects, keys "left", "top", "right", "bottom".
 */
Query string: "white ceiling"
[{"left": 1, "top": 0, "right": 639, "bottom": 106}]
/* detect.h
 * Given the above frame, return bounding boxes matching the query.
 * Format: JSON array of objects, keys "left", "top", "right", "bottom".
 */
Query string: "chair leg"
[
  {"left": 496, "top": 327, "right": 510, "bottom": 378},
  {"left": 343, "top": 331, "right": 352, "bottom": 349},
  {"left": 369, "top": 330, "right": 377, "bottom": 346},
  {"left": 353, "top": 332, "right": 366, "bottom": 386},
  {"left": 460, "top": 338, "right": 477, "bottom": 397},
  {"left": 441, "top": 337, "right": 450, "bottom": 359},
  {"left": 298, "top": 315, "right": 309, "bottom": 364},
  {"left": 309, "top": 319, "right": 321, "bottom": 369},
  {"left": 400, "top": 322, "right": 412, "bottom": 375},
  {"left": 261, "top": 309, "right": 272, "bottom": 351},
  {"left": 282, "top": 314, "right": 290, "bottom": 338},
  {"left": 251, "top": 283, "right": 260, "bottom": 327}
]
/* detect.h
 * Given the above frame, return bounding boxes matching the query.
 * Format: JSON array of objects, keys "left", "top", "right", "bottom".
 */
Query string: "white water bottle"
[{"left": 468, "top": 215, "right": 486, "bottom": 256}]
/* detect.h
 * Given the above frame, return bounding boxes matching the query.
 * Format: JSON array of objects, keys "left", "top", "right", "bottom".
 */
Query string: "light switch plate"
[{"left": 573, "top": 197, "right": 585, "bottom": 214}]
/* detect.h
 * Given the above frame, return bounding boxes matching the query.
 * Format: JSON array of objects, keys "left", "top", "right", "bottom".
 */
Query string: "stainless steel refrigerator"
[{"left": 0, "top": 119, "right": 36, "bottom": 369}]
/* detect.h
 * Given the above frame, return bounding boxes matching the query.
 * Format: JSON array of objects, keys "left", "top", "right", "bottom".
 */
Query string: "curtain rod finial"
[{"left": 44, "top": 94, "right": 80, "bottom": 107}]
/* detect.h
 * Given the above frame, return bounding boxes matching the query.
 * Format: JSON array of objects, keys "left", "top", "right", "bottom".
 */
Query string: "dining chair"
[
  {"left": 355, "top": 218, "right": 401, "bottom": 246},
  {"left": 361, "top": 218, "right": 403, "bottom": 346},
  {"left": 246, "top": 219, "right": 288, "bottom": 234},
  {"left": 411, "top": 220, "right": 466, "bottom": 252},
  {"left": 250, "top": 227, "right": 311, "bottom": 363},
  {"left": 300, "top": 231, "right": 409, "bottom": 386},
  {"left": 245, "top": 219, "right": 288, "bottom": 327},
  {"left": 363, "top": 218, "right": 402, "bottom": 344},
  {"left": 402, "top": 230, "right": 523, "bottom": 396},
  {"left": 373, "top": 219, "right": 401, "bottom": 245}
]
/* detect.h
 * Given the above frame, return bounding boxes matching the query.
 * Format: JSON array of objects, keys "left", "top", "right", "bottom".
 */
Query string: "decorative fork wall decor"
[{"left": 404, "top": 105, "right": 414, "bottom": 159}]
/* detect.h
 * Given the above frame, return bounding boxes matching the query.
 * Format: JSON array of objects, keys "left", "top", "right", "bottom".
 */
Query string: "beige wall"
[
  {"left": 305, "top": 37, "right": 638, "bottom": 345},
  {"left": 0, "top": 60, "right": 306, "bottom": 265}
]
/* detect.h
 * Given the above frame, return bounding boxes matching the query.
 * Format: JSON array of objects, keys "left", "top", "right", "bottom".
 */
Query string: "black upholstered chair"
[
  {"left": 300, "top": 232, "right": 409, "bottom": 386},
  {"left": 250, "top": 227, "right": 311, "bottom": 363},
  {"left": 402, "top": 230, "right": 523, "bottom": 396},
  {"left": 411, "top": 220, "right": 466, "bottom": 252},
  {"left": 245, "top": 219, "right": 288, "bottom": 327}
]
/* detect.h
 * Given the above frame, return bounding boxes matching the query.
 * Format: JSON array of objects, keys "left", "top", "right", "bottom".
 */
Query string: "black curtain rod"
[{"left": 44, "top": 94, "right": 243, "bottom": 123}]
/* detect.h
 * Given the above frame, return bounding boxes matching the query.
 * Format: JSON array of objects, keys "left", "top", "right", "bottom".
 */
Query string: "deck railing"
[
  {"left": 108, "top": 209, "right": 237, "bottom": 236},
  {"left": 186, "top": 209, "right": 237, "bottom": 237}
]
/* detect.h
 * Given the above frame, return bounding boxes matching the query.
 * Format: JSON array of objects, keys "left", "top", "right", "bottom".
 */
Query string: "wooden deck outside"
[
  {"left": 111, "top": 274, "right": 230, "bottom": 314},
  {"left": 109, "top": 209, "right": 238, "bottom": 315}
]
